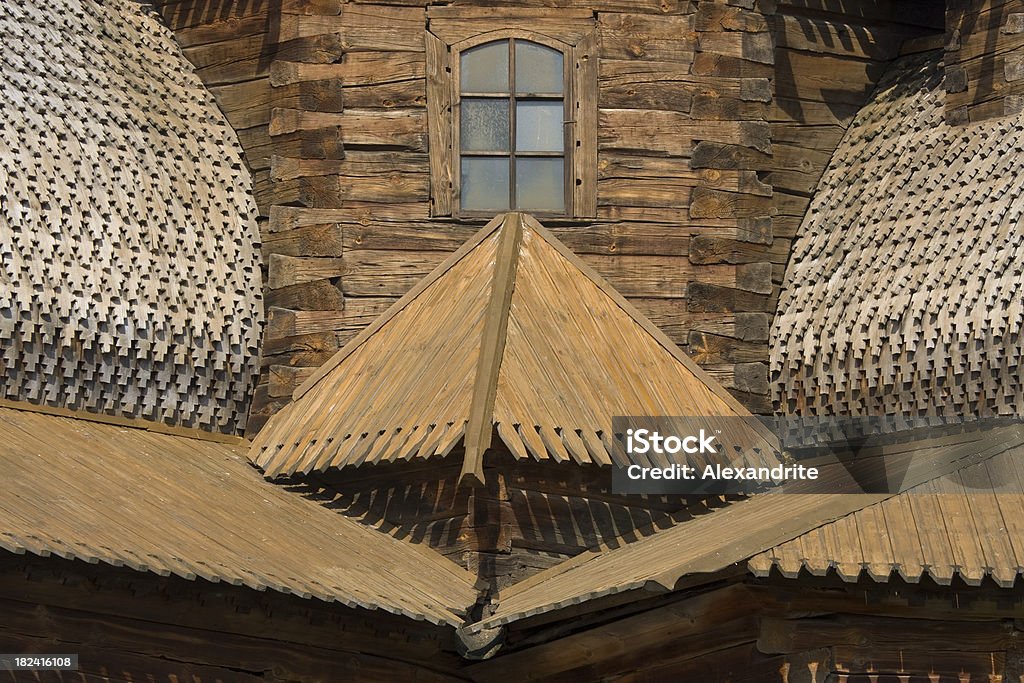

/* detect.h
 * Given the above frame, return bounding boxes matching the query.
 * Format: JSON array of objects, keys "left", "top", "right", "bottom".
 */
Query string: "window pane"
[
  {"left": 516, "top": 158, "right": 564, "bottom": 213},
  {"left": 515, "top": 42, "right": 563, "bottom": 94},
  {"left": 461, "top": 41, "right": 509, "bottom": 94},
  {"left": 461, "top": 99, "right": 510, "bottom": 153},
  {"left": 462, "top": 157, "right": 510, "bottom": 212},
  {"left": 515, "top": 101, "right": 563, "bottom": 153}
]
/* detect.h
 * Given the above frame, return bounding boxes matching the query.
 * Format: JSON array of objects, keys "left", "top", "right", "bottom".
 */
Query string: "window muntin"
[{"left": 457, "top": 39, "right": 568, "bottom": 215}]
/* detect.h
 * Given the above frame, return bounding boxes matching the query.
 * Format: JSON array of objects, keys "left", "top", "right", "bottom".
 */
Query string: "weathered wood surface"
[
  {"left": 946, "top": 0, "right": 1024, "bottom": 122},
  {"left": 0, "top": 406, "right": 478, "bottom": 624},
  {"left": 0, "top": 556, "right": 466, "bottom": 682},
  {"left": 2, "top": 0, "right": 263, "bottom": 434},
  {"left": 166, "top": 0, "right": 941, "bottom": 426},
  {"left": 250, "top": 215, "right": 778, "bottom": 478}
]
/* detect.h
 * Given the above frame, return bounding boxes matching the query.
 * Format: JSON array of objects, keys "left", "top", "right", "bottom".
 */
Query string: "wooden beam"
[{"left": 461, "top": 214, "right": 523, "bottom": 487}]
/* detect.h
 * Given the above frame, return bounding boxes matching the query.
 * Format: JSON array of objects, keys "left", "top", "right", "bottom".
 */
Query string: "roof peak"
[{"left": 250, "top": 213, "right": 777, "bottom": 480}]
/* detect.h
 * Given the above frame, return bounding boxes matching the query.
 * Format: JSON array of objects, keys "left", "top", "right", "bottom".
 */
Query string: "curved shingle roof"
[
  {"left": 772, "top": 50, "right": 1024, "bottom": 418},
  {"left": 0, "top": 0, "right": 263, "bottom": 433}
]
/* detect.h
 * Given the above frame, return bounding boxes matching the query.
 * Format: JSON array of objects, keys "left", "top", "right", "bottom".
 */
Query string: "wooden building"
[{"left": 4, "top": 0, "right": 1024, "bottom": 680}]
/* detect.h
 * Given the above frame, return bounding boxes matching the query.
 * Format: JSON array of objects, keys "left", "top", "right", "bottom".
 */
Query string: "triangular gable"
[{"left": 250, "top": 213, "right": 778, "bottom": 480}]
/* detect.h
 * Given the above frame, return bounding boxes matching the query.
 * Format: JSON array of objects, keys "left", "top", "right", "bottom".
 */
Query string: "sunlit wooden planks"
[
  {"left": 0, "top": 407, "right": 477, "bottom": 625},
  {"left": 750, "top": 439, "right": 1024, "bottom": 587},
  {"left": 252, "top": 214, "right": 778, "bottom": 479},
  {"left": 479, "top": 425, "right": 1024, "bottom": 629}
]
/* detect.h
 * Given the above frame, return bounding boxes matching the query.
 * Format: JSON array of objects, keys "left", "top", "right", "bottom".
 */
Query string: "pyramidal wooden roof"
[{"left": 251, "top": 213, "right": 777, "bottom": 481}]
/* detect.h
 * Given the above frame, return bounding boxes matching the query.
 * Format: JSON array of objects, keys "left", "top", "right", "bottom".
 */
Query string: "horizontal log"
[
  {"left": 690, "top": 51, "right": 774, "bottom": 78},
  {"left": 339, "top": 250, "right": 448, "bottom": 296},
  {"left": 759, "top": 615, "right": 1017, "bottom": 655},
  {"left": 262, "top": 223, "right": 345, "bottom": 257},
  {"left": 698, "top": 31, "right": 774, "bottom": 65},
  {"left": 266, "top": 301, "right": 395, "bottom": 339},
  {"left": 687, "top": 282, "right": 773, "bottom": 312},
  {"left": 279, "top": 7, "right": 425, "bottom": 51},
  {"left": 159, "top": 0, "right": 335, "bottom": 31},
  {"left": 689, "top": 187, "right": 774, "bottom": 219},
  {"left": 439, "top": 0, "right": 690, "bottom": 11},
  {"left": 298, "top": 173, "right": 430, "bottom": 206},
  {"left": 596, "top": 205, "right": 690, "bottom": 224},
  {"left": 598, "top": 13, "right": 697, "bottom": 62},
  {"left": 182, "top": 33, "right": 272, "bottom": 85},
  {"left": 174, "top": 13, "right": 272, "bottom": 48},
  {"left": 691, "top": 94, "right": 768, "bottom": 120},
  {"left": 271, "top": 152, "right": 429, "bottom": 181},
  {"left": 771, "top": 13, "right": 913, "bottom": 61},
  {"left": 268, "top": 254, "right": 347, "bottom": 289},
  {"left": 582, "top": 254, "right": 733, "bottom": 298},
  {"left": 210, "top": 79, "right": 345, "bottom": 131},
  {"left": 261, "top": 333, "right": 340, "bottom": 368},
  {"left": 270, "top": 53, "right": 425, "bottom": 87},
  {"left": 695, "top": 4, "right": 769, "bottom": 33},
  {"left": 599, "top": 110, "right": 770, "bottom": 155},
  {"left": 631, "top": 301, "right": 747, "bottom": 343},
  {"left": 770, "top": 97, "right": 860, "bottom": 126},
  {"left": 265, "top": 279, "right": 346, "bottom": 310},
  {"left": 597, "top": 178, "right": 692, "bottom": 208},
  {"left": 269, "top": 365, "right": 318, "bottom": 397},
  {"left": 777, "top": 0, "right": 942, "bottom": 28},
  {"left": 689, "top": 235, "right": 790, "bottom": 264},
  {"left": 343, "top": 80, "right": 427, "bottom": 108},
  {"left": 687, "top": 330, "right": 769, "bottom": 363},
  {"left": 690, "top": 141, "right": 772, "bottom": 170},
  {"left": 268, "top": 204, "right": 432, "bottom": 232},
  {"left": 269, "top": 108, "right": 427, "bottom": 150},
  {"left": 774, "top": 49, "right": 887, "bottom": 105},
  {"left": 427, "top": 15, "right": 593, "bottom": 45}
]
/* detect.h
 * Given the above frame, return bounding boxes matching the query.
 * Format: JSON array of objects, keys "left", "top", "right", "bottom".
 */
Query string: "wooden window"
[
  {"left": 458, "top": 38, "right": 568, "bottom": 215},
  {"left": 427, "top": 16, "right": 597, "bottom": 219}
]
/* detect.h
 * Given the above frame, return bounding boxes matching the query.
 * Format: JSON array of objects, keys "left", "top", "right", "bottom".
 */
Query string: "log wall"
[
  {"left": 946, "top": 0, "right": 1024, "bottom": 123},
  {"left": 469, "top": 575, "right": 1024, "bottom": 682},
  {"left": 0, "top": 555, "right": 467, "bottom": 682},
  {"left": 768, "top": 1, "right": 941, "bottom": 242},
  {"left": 158, "top": 0, "right": 943, "bottom": 433},
  {"left": 158, "top": 0, "right": 781, "bottom": 430}
]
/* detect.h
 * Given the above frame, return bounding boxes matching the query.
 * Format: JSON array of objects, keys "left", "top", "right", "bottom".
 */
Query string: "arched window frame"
[
  {"left": 426, "top": 16, "right": 597, "bottom": 219},
  {"left": 452, "top": 32, "right": 572, "bottom": 218}
]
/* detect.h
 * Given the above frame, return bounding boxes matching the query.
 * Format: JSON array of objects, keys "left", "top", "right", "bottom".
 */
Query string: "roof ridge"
[{"left": 460, "top": 213, "right": 523, "bottom": 486}]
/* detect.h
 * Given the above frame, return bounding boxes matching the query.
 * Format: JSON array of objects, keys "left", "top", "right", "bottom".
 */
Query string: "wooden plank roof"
[
  {"left": 0, "top": 405, "right": 478, "bottom": 626},
  {"left": 251, "top": 212, "right": 778, "bottom": 479},
  {"left": 472, "top": 424, "right": 1024, "bottom": 630},
  {"left": 0, "top": 0, "right": 263, "bottom": 433},
  {"left": 773, "top": 48, "right": 1024, "bottom": 417},
  {"left": 751, "top": 434, "right": 1024, "bottom": 588}
]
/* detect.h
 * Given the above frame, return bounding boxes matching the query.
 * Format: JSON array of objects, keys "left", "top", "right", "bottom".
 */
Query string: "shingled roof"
[
  {"left": 0, "top": 0, "right": 262, "bottom": 433},
  {"left": 772, "top": 49, "right": 1024, "bottom": 418},
  {"left": 250, "top": 213, "right": 779, "bottom": 481},
  {"left": 751, "top": 426, "right": 1024, "bottom": 587},
  {"left": 471, "top": 422, "right": 1024, "bottom": 630},
  {"left": 0, "top": 404, "right": 478, "bottom": 625}
]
